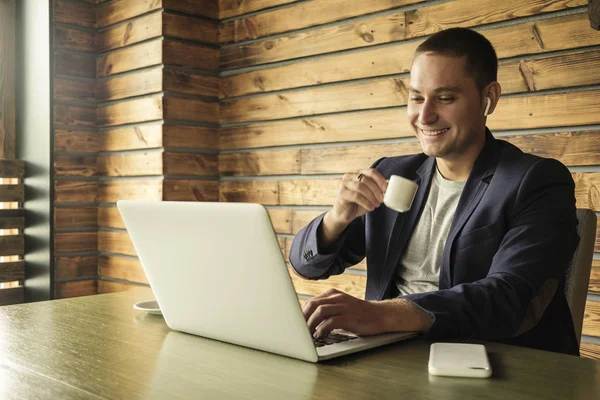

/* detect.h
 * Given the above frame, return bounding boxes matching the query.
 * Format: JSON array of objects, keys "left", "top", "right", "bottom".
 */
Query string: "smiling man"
[{"left": 289, "top": 28, "right": 580, "bottom": 355}]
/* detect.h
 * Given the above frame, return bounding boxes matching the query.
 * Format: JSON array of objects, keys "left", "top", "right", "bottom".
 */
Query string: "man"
[{"left": 289, "top": 28, "right": 580, "bottom": 355}]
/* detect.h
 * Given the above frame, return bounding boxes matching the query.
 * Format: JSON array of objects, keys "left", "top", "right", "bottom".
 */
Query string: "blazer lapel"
[
  {"left": 379, "top": 157, "right": 436, "bottom": 300},
  {"left": 440, "top": 131, "right": 501, "bottom": 286}
]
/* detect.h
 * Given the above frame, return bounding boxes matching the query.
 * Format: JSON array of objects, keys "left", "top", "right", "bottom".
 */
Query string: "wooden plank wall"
[{"left": 217, "top": 0, "right": 600, "bottom": 359}]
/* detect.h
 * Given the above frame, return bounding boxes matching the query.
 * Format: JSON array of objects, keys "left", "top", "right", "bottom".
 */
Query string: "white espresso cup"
[{"left": 383, "top": 175, "right": 419, "bottom": 213}]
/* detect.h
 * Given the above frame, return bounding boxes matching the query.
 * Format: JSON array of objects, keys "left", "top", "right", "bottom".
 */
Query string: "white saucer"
[{"left": 133, "top": 300, "right": 162, "bottom": 315}]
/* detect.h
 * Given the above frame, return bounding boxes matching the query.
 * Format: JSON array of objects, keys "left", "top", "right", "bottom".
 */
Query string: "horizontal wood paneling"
[
  {"left": 163, "top": 12, "right": 218, "bottom": 45},
  {"left": 97, "top": 95, "right": 163, "bottom": 127},
  {"left": 55, "top": 280, "right": 97, "bottom": 299},
  {"left": 55, "top": 207, "right": 98, "bottom": 228},
  {"left": 98, "top": 206, "right": 125, "bottom": 229},
  {"left": 55, "top": 232, "right": 97, "bottom": 253},
  {"left": 572, "top": 173, "right": 600, "bottom": 211},
  {"left": 219, "top": 150, "right": 301, "bottom": 176},
  {"left": 100, "top": 123, "right": 163, "bottom": 151},
  {"left": 163, "top": 68, "right": 219, "bottom": 98},
  {"left": 55, "top": 52, "right": 95, "bottom": 78},
  {"left": 54, "top": 77, "right": 96, "bottom": 103},
  {"left": 162, "top": 179, "right": 219, "bottom": 201},
  {"left": 98, "top": 256, "right": 147, "bottom": 284},
  {"left": 220, "top": 13, "right": 599, "bottom": 97},
  {"left": 96, "top": 0, "right": 162, "bottom": 28},
  {"left": 53, "top": 0, "right": 95, "bottom": 28},
  {"left": 580, "top": 342, "right": 600, "bottom": 359},
  {"left": 588, "top": 260, "right": 600, "bottom": 295},
  {"left": 218, "top": 0, "right": 300, "bottom": 19},
  {"left": 163, "top": 153, "right": 219, "bottom": 176},
  {"left": 0, "top": 184, "right": 24, "bottom": 202},
  {"left": 0, "top": 287, "right": 24, "bottom": 306},
  {"left": 583, "top": 300, "right": 600, "bottom": 337},
  {"left": 404, "top": 0, "right": 586, "bottom": 38},
  {"left": 162, "top": 40, "right": 219, "bottom": 72},
  {"left": 0, "top": 261, "right": 25, "bottom": 283},
  {"left": 97, "top": 39, "right": 162, "bottom": 78},
  {"left": 289, "top": 267, "right": 366, "bottom": 299},
  {"left": 97, "top": 179, "right": 162, "bottom": 202},
  {"left": 55, "top": 256, "right": 98, "bottom": 280},
  {"left": 0, "top": 159, "right": 24, "bottom": 178},
  {"left": 54, "top": 104, "right": 96, "bottom": 128},
  {"left": 163, "top": 97, "right": 219, "bottom": 124},
  {"left": 96, "top": 67, "right": 163, "bottom": 102},
  {"left": 220, "top": 11, "right": 407, "bottom": 70},
  {"left": 54, "top": 155, "right": 97, "bottom": 177},
  {"left": 55, "top": 129, "right": 100, "bottom": 153},
  {"left": 98, "top": 279, "right": 145, "bottom": 294},
  {"left": 219, "top": 0, "right": 426, "bottom": 43},
  {"left": 54, "top": 25, "right": 96, "bottom": 52},
  {"left": 0, "top": 216, "right": 24, "bottom": 230},
  {"left": 96, "top": 11, "right": 162, "bottom": 52},
  {"left": 162, "top": 0, "right": 219, "bottom": 20},
  {"left": 97, "top": 152, "right": 164, "bottom": 176},
  {"left": 55, "top": 181, "right": 98, "bottom": 203},
  {"left": 163, "top": 125, "right": 219, "bottom": 150},
  {"left": 98, "top": 231, "right": 136, "bottom": 256}
]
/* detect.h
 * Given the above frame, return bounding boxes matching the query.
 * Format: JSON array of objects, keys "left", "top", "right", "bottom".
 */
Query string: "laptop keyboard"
[{"left": 313, "top": 332, "right": 358, "bottom": 347}]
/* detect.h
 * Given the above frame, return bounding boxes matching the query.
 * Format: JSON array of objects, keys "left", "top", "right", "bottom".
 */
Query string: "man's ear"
[{"left": 483, "top": 81, "right": 502, "bottom": 116}]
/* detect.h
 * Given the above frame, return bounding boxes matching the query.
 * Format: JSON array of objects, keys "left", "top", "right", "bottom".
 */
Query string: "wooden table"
[{"left": 0, "top": 288, "right": 599, "bottom": 399}]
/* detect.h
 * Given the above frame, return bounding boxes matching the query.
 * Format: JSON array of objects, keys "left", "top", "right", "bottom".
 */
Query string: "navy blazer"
[{"left": 290, "top": 131, "right": 580, "bottom": 355}]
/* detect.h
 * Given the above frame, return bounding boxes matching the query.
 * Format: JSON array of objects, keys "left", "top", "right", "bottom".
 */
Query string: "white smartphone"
[{"left": 428, "top": 343, "right": 492, "bottom": 378}]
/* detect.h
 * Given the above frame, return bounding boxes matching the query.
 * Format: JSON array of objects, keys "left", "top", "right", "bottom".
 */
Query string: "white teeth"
[{"left": 420, "top": 128, "right": 449, "bottom": 136}]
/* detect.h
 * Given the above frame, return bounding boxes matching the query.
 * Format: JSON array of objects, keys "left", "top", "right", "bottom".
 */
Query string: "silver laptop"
[{"left": 117, "top": 200, "right": 416, "bottom": 362}]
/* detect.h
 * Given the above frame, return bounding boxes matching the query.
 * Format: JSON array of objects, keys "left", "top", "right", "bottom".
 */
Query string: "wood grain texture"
[
  {"left": 97, "top": 39, "right": 162, "bottom": 78},
  {"left": 97, "top": 179, "right": 162, "bottom": 202},
  {"left": 98, "top": 231, "right": 136, "bottom": 256},
  {"left": 98, "top": 206, "right": 125, "bottom": 229},
  {"left": 96, "top": 67, "right": 163, "bottom": 102},
  {"left": 55, "top": 256, "right": 98, "bottom": 280},
  {"left": 0, "top": 286, "right": 24, "bottom": 305},
  {"left": 289, "top": 267, "right": 366, "bottom": 298},
  {"left": 163, "top": 12, "right": 218, "bottom": 45},
  {"left": 96, "top": 0, "right": 162, "bottom": 29},
  {"left": 0, "top": 184, "right": 24, "bottom": 202},
  {"left": 0, "top": 215, "right": 24, "bottom": 230},
  {"left": 0, "top": 261, "right": 25, "bottom": 283},
  {"left": 219, "top": 0, "right": 300, "bottom": 19},
  {"left": 54, "top": 155, "right": 97, "bottom": 177},
  {"left": 55, "top": 51, "right": 96, "bottom": 78},
  {"left": 54, "top": 77, "right": 96, "bottom": 103},
  {"left": 220, "top": 13, "right": 599, "bottom": 98},
  {"left": 55, "top": 232, "right": 97, "bottom": 253},
  {"left": 162, "top": 0, "right": 219, "bottom": 20},
  {"left": 97, "top": 95, "right": 163, "bottom": 127},
  {"left": 162, "top": 40, "right": 219, "bottom": 72},
  {"left": 0, "top": 0, "right": 16, "bottom": 159},
  {"left": 55, "top": 280, "right": 97, "bottom": 299},
  {"left": 54, "top": 104, "right": 96, "bottom": 128},
  {"left": 220, "top": 109, "right": 410, "bottom": 150},
  {"left": 219, "top": 0, "right": 425, "bottom": 43},
  {"left": 96, "top": 11, "right": 162, "bottom": 52},
  {"left": 53, "top": 25, "right": 96, "bottom": 52},
  {"left": 163, "top": 68, "right": 219, "bottom": 98},
  {"left": 219, "top": 180, "right": 279, "bottom": 204},
  {"left": 266, "top": 208, "right": 292, "bottom": 234},
  {"left": 100, "top": 123, "right": 163, "bottom": 151},
  {"left": 97, "top": 151, "right": 163, "bottom": 176},
  {"left": 163, "top": 125, "right": 219, "bottom": 150},
  {"left": 163, "top": 97, "right": 220, "bottom": 124},
  {"left": 55, "top": 129, "right": 100, "bottom": 153},
  {"left": 98, "top": 279, "right": 146, "bottom": 294},
  {"left": 580, "top": 342, "right": 600, "bottom": 360},
  {"left": 55, "top": 207, "right": 98, "bottom": 229},
  {"left": 55, "top": 181, "right": 98, "bottom": 203},
  {"left": 405, "top": 0, "right": 585, "bottom": 38},
  {"left": 588, "top": 260, "right": 600, "bottom": 295},
  {"left": 98, "top": 256, "right": 148, "bottom": 284},
  {"left": 220, "top": 12, "right": 407, "bottom": 70},
  {"left": 53, "top": 0, "right": 95, "bottom": 28},
  {"left": 220, "top": 150, "right": 301, "bottom": 176},
  {"left": 591, "top": 0, "right": 600, "bottom": 29},
  {"left": 583, "top": 299, "right": 600, "bottom": 337},
  {"left": 572, "top": 173, "right": 600, "bottom": 211},
  {"left": 0, "top": 159, "right": 24, "bottom": 178},
  {"left": 163, "top": 152, "right": 219, "bottom": 177},
  {"left": 596, "top": 215, "right": 600, "bottom": 253},
  {"left": 162, "top": 179, "right": 219, "bottom": 201}
]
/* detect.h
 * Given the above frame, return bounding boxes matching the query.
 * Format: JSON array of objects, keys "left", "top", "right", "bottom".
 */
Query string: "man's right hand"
[{"left": 320, "top": 168, "right": 388, "bottom": 247}]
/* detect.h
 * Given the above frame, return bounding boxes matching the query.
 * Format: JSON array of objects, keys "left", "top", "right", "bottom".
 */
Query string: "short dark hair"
[{"left": 414, "top": 28, "right": 498, "bottom": 94}]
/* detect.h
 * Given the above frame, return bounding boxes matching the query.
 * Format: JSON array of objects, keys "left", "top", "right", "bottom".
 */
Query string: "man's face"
[{"left": 407, "top": 53, "right": 487, "bottom": 162}]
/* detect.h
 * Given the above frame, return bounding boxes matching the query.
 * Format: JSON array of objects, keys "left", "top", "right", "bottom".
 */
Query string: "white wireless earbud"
[{"left": 483, "top": 97, "right": 491, "bottom": 117}]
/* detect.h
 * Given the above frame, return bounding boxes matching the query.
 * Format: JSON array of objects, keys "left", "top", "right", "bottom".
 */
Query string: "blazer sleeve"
[{"left": 403, "top": 158, "right": 579, "bottom": 340}]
